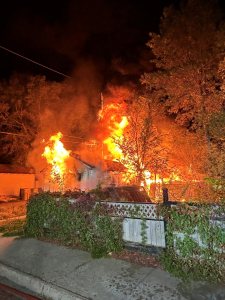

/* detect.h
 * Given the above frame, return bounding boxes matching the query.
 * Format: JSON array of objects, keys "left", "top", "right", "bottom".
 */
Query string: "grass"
[
  {"left": 0, "top": 219, "right": 26, "bottom": 237},
  {"left": 0, "top": 204, "right": 26, "bottom": 220}
]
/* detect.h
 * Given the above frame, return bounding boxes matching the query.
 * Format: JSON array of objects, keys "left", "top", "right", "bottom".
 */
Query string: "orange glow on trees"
[
  {"left": 98, "top": 99, "right": 169, "bottom": 193},
  {"left": 141, "top": 0, "right": 225, "bottom": 179}
]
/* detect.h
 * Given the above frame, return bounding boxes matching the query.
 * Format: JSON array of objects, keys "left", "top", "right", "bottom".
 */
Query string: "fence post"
[
  {"left": 162, "top": 187, "right": 169, "bottom": 249},
  {"left": 163, "top": 188, "right": 169, "bottom": 204}
]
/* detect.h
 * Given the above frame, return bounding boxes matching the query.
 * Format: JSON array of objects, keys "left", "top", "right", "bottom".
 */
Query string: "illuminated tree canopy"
[
  {"left": 141, "top": 0, "right": 225, "bottom": 149},
  {"left": 141, "top": 0, "right": 225, "bottom": 177}
]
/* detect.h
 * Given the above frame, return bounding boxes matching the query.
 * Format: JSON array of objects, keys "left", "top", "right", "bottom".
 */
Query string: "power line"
[
  {"left": 0, "top": 45, "right": 75, "bottom": 80},
  {"left": 0, "top": 131, "right": 86, "bottom": 140},
  {"left": 63, "top": 134, "right": 85, "bottom": 139},
  {"left": 0, "top": 131, "right": 26, "bottom": 136}
]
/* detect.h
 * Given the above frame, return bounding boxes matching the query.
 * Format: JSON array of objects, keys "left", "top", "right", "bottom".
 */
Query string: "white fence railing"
[
  {"left": 101, "top": 201, "right": 225, "bottom": 251},
  {"left": 102, "top": 202, "right": 165, "bottom": 248}
]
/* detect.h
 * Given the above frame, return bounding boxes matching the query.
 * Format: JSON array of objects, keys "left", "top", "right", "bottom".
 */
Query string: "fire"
[
  {"left": 103, "top": 116, "right": 129, "bottom": 159},
  {"left": 99, "top": 103, "right": 160, "bottom": 187},
  {"left": 98, "top": 103, "right": 129, "bottom": 160},
  {"left": 42, "top": 132, "right": 70, "bottom": 189},
  {"left": 98, "top": 102, "right": 185, "bottom": 195}
]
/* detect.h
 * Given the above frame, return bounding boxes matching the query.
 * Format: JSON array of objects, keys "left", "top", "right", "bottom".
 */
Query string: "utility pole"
[
  {"left": 100, "top": 92, "right": 104, "bottom": 110},
  {"left": 97, "top": 93, "right": 104, "bottom": 121},
  {"left": 100, "top": 92, "right": 104, "bottom": 158}
]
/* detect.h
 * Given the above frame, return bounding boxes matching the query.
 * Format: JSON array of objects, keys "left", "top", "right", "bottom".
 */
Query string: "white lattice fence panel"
[{"left": 102, "top": 202, "right": 163, "bottom": 220}]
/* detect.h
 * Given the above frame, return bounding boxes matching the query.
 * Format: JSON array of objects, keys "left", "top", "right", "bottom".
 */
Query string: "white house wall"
[{"left": 80, "top": 168, "right": 101, "bottom": 191}]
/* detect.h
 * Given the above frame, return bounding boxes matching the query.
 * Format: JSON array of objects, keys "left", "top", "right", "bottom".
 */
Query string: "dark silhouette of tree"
[{"left": 0, "top": 73, "right": 62, "bottom": 165}]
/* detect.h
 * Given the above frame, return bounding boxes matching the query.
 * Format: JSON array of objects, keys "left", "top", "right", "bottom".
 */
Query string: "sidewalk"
[{"left": 0, "top": 234, "right": 225, "bottom": 300}]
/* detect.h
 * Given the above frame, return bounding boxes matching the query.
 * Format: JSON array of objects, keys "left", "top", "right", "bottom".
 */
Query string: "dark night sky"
[
  {"left": 0, "top": 0, "right": 225, "bottom": 89},
  {"left": 0, "top": 0, "right": 180, "bottom": 86},
  {"left": 1, "top": 0, "right": 225, "bottom": 165}
]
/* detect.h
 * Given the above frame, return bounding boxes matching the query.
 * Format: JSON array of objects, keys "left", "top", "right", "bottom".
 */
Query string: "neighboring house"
[{"left": 0, "top": 164, "right": 36, "bottom": 197}]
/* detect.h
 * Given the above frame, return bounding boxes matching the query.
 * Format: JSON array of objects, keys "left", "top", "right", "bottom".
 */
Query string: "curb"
[
  {"left": 0, "top": 282, "right": 39, "bottom": 300},
  {"left": 0, "top": 262, "right": 89, "bottom": 300}
]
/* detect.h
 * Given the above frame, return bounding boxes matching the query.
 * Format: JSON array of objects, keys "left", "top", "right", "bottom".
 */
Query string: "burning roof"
[
  {"left": 73, "top": 154, "right": 126, "bottom": 172},
  {"left": 73, "top": 154, "right": 95, "bottom": 169},
  {"left": 103, "top": 159, "right": 127, "bottom": 172}
]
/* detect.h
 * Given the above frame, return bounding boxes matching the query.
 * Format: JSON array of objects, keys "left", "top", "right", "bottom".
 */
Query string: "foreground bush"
[{"left": 24, "top": 192, "right": 124, "bottom": 258}]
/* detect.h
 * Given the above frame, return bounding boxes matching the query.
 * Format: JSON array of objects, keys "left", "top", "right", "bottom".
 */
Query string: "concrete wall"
[{"left": 0, "top": 173, "right": 36, "bottom": 196}]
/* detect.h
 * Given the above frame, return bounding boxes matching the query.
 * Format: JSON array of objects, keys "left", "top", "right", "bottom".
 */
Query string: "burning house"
[
  {"left": 38, "top": 131, "right": 127, "bottom": 192},
  {"left": 41, "top": 150, "right": 126, "bottom": 193},
  {"left": 38, "top": 101, "right": 192, "bottom": 200},
  {"left": 74, "top": 156, "right": 126, "bottom": 191}
]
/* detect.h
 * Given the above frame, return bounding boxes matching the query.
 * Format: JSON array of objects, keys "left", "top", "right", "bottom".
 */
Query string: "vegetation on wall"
[
  {"left": 157, "top": 200, "right": 225, "bottom": 283},
  {"left": 23, "top": 192, "right": 124, "bottom": 259}
]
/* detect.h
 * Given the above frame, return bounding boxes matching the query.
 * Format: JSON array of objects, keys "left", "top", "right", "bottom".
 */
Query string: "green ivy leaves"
[
  {"left": 157, "top": 202, "right": 225, "bottom": 283},
  {"left": 24, "top": 193, "right": 124, "bottom": 259}
]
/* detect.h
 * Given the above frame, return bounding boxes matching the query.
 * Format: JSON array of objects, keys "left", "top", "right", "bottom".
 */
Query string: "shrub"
[{"left": 24, "top": 192, "right": 124, "bottom": 259}]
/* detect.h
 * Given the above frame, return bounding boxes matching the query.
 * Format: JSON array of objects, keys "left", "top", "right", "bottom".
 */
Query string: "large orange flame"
[
  {"left": 103, "top": 116, "right": 129, "bottom": 159},
  {"left": 98, "top": 103, "right": 129, "bottom": 160},
  {"left": 42, "top": 132, "right": 70, "bottom": 189}
]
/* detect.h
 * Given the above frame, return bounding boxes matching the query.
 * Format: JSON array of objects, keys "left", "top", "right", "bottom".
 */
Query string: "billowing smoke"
[{"left": 26, "top": 60, "right": 102, "bottom": 178}]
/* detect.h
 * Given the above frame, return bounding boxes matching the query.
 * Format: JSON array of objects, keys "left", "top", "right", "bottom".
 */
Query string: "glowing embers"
[{"left": 42, "top": 132, "right": 70, "bottom": 190}]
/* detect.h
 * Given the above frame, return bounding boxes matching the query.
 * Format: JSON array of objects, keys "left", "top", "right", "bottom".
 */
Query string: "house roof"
[
  {"left": 103, "top": 160, "right": 127, "bottom": 172},
  {"left": 0, "top": 164, "right": 35, "bottom": 174},
  {"left": 72, "top": 154, "right": 126, "bottom": 172},
  {"left": 104, "top": 185, "right": 151, "bottom": 203},
  {"left": 76, "top": 158, "right": 126, "bottom": 172},
  {"left": 73, "top": 156, "right": 95, "bottom": 169}
]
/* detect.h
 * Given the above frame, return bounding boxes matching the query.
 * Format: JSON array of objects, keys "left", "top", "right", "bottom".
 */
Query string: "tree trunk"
[
  {"left": 154, "top": 173, "right": 156, "bottom": 199},
  {"left": 204, "top": 124, "right": 212, "bottom": 152}
]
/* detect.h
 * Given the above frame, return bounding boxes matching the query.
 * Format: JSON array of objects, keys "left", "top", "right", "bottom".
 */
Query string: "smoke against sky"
[
  {"left": 0, "top": 0, "right": 177, "bottom": 84},
  {"left": 2, "top": 0, "right": 225, "bottom": 171},
  {"left": 1, "top": 0, "right": 225, "bottom": 85}
]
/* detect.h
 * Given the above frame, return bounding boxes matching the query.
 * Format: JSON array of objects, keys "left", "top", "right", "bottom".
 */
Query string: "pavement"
[{"left": 0, "top": 235, "right": 225, "bottom": 300}]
